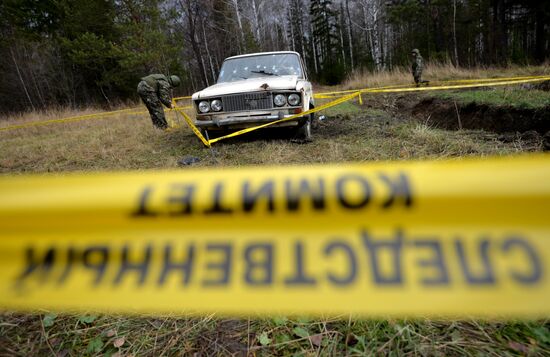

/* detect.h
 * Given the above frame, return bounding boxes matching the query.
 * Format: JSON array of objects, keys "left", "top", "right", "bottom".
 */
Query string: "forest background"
[{"left": 1, "top": 0, "right": 548, "bottom": 115}]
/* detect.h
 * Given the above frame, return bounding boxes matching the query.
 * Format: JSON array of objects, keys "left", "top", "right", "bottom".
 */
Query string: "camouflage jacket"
[
  {"left": 411, "top": 55, "right": 423, "bottom": 77},
  {"left": 141, "top": 74, "right": 173, "bottom": 108}
]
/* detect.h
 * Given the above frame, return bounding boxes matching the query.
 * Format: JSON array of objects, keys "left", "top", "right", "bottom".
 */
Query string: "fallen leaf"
[
  {"left": 272, "top": 316, "right": 287, "bottom": 326},
  {"left": 113, "top": 336, "right": 125, "bottom": 348},
  {"left": 275, "top": 333, "right": 291, "bottom": 344},
  {"left": 43, "top": 313, "right": 57, "bottom": 328},
  {"left": 78, "top": 315, "right": 97, "bottom": 324},
  {"left": 508, "top": 341, "right": 530, "bottom": 354},
  {"left": 308, "top": 334, "right": 323, "bottom": 346},
  {"left": 451, "top": 330, "right": 461, "bottom": 342},
  {"left": 532, "top": 326, "right": 550, "bottom": 344},
  {"left": 258, "top": 332, "right": 271, "bottom": 346},
  {"left": 293, "top": 327, "right": 309, "bottom": 338},
  {"left": 86, "top": 336, "right": 104, "bottom": 354}
]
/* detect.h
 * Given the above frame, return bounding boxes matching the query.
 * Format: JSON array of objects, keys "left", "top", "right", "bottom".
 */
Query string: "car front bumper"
[{"left": 194, "top": 110, "right": 303, "bottom": 129}]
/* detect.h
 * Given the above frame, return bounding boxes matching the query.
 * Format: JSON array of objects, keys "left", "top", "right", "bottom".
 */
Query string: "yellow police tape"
[
  {"left": 1, "top": 74, "right": 548, "bottom": 136},
  {"left": 173, "top": 95, "right": 193, "bottom": 102},
  {"left": 0, "top": 106, "right": 193, "bottom": 133},
  {"left": 365, "top": 76, "right": 550, "bottom": 94},
  {"left": 168, "top": 92, "right": 360, "bottom": 147},
  {"left": 172, "top": 107, "right": 211, "bottom": 147},
  {"left": 0, "top": 108, "right": 144, "bottom": 132},
  {"left": 314, "top": 74, "right": 550, "bottom": 97},
  {"left": 206, "top": 91, "right": 360, "bottom": 145},
  {"left": 0, "top": 154, "right": 549, "bottom": 318}
]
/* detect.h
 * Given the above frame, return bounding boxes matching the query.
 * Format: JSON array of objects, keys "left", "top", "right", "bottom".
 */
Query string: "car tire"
[
  {"left": 294, "top": 117, "right": 312, "bottom": 141},
  {"left": 309, "top": 106, "right": 318, "bottom": 129}
]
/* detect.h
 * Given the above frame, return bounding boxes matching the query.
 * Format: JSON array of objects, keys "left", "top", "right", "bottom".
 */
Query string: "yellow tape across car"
[
  {"left": 1, "top": 155, "right": 549, "bottom": 318},
  {"left": 171, "top": 92, "right": 360, "bottom": 147},
  {"left": 179, "top": 75, "right": 550, "bottom": 146},
  {"left": 0, "top": 75, "right": 547, "bottom": 134}
]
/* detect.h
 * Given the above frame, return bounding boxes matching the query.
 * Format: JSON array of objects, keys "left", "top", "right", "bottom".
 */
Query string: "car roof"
[{"left": 225, "top": 51, "right": 301, "bottom": 61}]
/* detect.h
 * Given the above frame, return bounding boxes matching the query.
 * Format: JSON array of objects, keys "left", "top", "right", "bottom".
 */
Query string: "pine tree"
[{"left": 310, "top": 0, "right": 344, "bottom": 84}]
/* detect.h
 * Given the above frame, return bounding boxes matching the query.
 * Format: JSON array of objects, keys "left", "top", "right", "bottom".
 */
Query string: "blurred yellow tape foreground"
[{"left": 1, "top": 155, "right": 549, "bottom": 318}]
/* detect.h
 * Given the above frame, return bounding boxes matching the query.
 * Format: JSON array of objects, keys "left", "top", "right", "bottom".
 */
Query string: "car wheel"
[
  {"left": 294, "top": 117, "right": 312, "bottom": 141},
  {"left": 308, "top": 102, "right": 318, "bottom": 129}
]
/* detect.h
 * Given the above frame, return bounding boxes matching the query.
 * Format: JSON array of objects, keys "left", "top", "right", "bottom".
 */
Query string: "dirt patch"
[
  {"left": 526, "top": 80, "right": 550, "bottom": 91},
  {"left": 410, "top": 97, "right": 550, "bottom": 134}
]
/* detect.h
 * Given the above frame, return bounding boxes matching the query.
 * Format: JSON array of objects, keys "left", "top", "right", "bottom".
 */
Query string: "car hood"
[{"left": 193, "top": 76, "right": 301, "bottom": 99}]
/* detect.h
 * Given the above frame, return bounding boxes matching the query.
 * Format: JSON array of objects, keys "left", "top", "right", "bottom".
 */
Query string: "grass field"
[
  {"left": 433, "top": 88, "right": 550, "bottom": 110},
  {"left": 1, "top": 70, "right": 549, "bottom": 356},
  {"left": 338, "top": 63, "right": 550, "bottom": 91}
]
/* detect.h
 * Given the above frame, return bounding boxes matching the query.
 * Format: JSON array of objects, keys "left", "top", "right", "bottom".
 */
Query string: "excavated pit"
[{"left": 410, "top": 97, "right": 550, "bottom": 134}]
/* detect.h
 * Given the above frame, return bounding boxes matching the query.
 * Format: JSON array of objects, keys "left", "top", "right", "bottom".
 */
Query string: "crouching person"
[{"left": 137, "top": 74, "right": 181, "bottom": 129}]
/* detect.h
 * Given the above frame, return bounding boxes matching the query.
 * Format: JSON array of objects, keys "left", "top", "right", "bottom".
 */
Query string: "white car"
[{"left": 192, "top": 51, "right": 314, "bottom": 140}]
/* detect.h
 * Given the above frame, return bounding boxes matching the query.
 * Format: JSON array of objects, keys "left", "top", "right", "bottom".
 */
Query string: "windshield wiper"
[{"left": 251, "top": 70, "right": 279, "bottom": 76}]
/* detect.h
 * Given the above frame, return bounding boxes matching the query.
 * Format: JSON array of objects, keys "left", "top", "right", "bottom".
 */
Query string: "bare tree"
[
  {"left": 345, "top": 0, "right": 355, "bottom": 70},
  {"left": 228, "top": 0, "right": 246, "bottom": 51},
  {"left": 10, "top": 46, "right": 35, "bottom": 111},
  {"left": 180, "top": 0, "right": 209, "bottom": 86},
  {"left": 453, "top": 0, "right": 459, "bottom": 67}
]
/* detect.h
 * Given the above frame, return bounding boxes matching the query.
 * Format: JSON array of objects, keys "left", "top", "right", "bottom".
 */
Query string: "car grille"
[{"left": 222, "top": 92, "right": 274, "bottom": 112}]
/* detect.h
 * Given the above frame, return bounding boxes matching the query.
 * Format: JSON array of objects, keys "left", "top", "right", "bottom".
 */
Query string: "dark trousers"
[{"left": 137, "top": 81, "right": 168, "bottom": 129}]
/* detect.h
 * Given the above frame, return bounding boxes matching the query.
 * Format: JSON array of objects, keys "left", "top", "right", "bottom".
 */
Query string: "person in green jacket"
[
  {"left": 137, "top": 74, "right": 181, "bottom": 129},
  {"left": 411, "top": 49, "right": 429, "bottom": 87}
]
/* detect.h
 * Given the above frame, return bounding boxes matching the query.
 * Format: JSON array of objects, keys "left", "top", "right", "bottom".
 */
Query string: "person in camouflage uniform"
[
  {"left": 411, "top": 49, "right": 429, "bottom": 87},
  {"left": 137, "top": 74, "right": 181, "bottom": 129}
]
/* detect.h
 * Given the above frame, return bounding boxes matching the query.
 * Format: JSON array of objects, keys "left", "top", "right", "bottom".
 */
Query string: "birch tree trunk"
[
  {"left": 345, "top": 0, "right": 354, "bottom": 70},
  {"left": 10, "top": 47, "right": 35, "bottom": 111},
  {"left": 309, "top": 22, "right": 319, "bottom": 74},
  {"left": 250, "top": 0, "right": 261, "bottom": 43},
  {"left": 201, "top": 20, "right": 217, "bottom": 81},
  {"left": 361, "top": 1, "right": 374, "bottom": 66},
  {"left": 339, "top": 20, "right": 346, "bottom": 68},
  {"left": 453, "top": 0, "right": 459, "bottom": 67},
  {"left": 181, "top": 0, "right": 209, "bottom": 86},
  {"left": 229, "top": 0, "right": 246, "bottom": 51},
  {"left": 371, "top": 6, "right": 382, "bottom": 71},
  {"left": 288, "top": 8, "right": 296, "bottom": 51}
]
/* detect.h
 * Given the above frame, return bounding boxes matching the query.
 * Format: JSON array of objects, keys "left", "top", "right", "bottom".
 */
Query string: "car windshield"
[{"left": 217, "top": 53, "right": 303, "bottom": 83}]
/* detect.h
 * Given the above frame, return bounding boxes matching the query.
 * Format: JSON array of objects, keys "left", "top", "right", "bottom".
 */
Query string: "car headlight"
[
  {"left": 288, "top": 93, "right": 301, "bottom": 106},
  {"left": 211, "top": 99, "right": 223, "bottom": 112},
  {"left": 274, "top": 94, "right": 287, "bottom": 107},
  {"left": 198, "top": 101, "right": 210, "bottom": 113}
]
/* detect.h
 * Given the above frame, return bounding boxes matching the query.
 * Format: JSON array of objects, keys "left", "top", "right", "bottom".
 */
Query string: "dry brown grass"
[
  {"left": 0, "top": 104, "right": 141, "bottom": 127},
  {"left": 0, "top": 91, "right": 539, "bottom": 175},
  {"left": 336, "top": 62, "right": 550, "bottom": 92}
]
